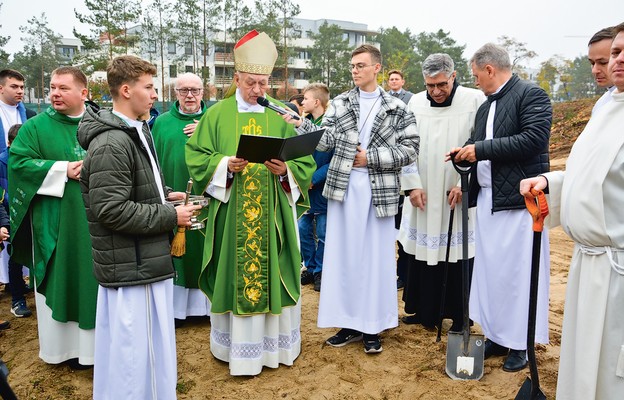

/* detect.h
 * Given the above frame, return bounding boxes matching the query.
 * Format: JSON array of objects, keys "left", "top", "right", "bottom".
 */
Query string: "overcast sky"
[{"left": 1, "top": 0, "right": 623, "bottom": 69}]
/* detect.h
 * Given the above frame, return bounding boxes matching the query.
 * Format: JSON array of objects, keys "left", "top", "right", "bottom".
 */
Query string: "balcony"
[
  {"left": 214, "top": 76, "right": 233, "bottom": 86},
  {"left": 214, "top": 52, "right": 234, "bottom": 63}
]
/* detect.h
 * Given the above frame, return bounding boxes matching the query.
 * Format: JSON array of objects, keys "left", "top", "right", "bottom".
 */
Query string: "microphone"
[{"left": 257, "top": 96, "right": 300, "bottom": 120}]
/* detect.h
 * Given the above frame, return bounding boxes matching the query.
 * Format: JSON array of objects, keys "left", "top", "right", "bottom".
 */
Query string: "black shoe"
[
  {"left": 326, "top": 329, "right": 363, "bottom": 347},
  {"left": 313, "top": 272, "right": 322, "bottom": 292},
  {"left": 401, "top": 314, "right": 435, "bottom": 330},
  {"left": 301, "top": 270, "right": 314, "bottom": 285},
  {"left": 503, "top": 349, "right": 527, "bottom": 372},
  {"left": 401, "top": 314, "right": 420, "bottom": 325},
  {"left": 397, "top": 279, "right": 404, "bottom": 290},
  {"left": 484, "top": 339, "right": 509, "bottom": 359},
  {"left": 66, "top": 358, "right": 93, "bottom": 370},
  {"left": 0, "top": 320, "right": 10, "bottom": 330},
  {"left": 363, "top": 333, "right": 383, "bottom": 354},
  {"left": 449, "top": 321, "right": 463, "bottom": 333}
]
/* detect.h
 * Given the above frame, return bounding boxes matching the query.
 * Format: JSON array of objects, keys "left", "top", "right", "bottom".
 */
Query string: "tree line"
[{"left": 0, "top": 0, "right": 602, "bottom": 105}]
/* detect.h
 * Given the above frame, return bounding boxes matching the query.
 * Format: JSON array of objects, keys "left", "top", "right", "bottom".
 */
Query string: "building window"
[
  {"left": 201, "top": 66, "right": 210, "bottom": 80},
  {"left": 58, "top": 47, "right": 76, "bottom": 59},
  {"left": 169, "top": 65, "right": 177, "bottom": 78},
  {"left": 185, "top": 65, "right": 193, "bottom": 73},
  {"left": 148, "top": 40, "right": 156, "bottom": 53},
  {"left": 185, "top": 42, "right": 193, "bottom": 55},
  {"left": 167, "top": 41, "right": 176, "bottom": 54}
]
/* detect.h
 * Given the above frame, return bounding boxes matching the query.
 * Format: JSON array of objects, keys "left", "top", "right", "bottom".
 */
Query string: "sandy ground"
[{"left": 0, "top": 221, "right": 574, "bottom": 400}]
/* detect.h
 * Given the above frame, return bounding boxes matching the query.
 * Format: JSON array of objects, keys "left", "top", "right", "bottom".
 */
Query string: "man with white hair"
[
  {"left": 153, "top": 72, "right": 210, "bottom": 323},
  {"left": 186, "top": 30, "right": 315, "bottom": 376}
]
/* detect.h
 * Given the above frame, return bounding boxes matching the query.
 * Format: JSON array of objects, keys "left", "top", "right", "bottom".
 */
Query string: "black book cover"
[{"left": 236, "top": 129, "right": 325, "bottom": 163}]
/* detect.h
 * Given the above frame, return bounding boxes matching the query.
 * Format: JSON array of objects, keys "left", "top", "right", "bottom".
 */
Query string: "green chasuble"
[
  {"left": 153, "top": 100, "right": 207, "bottom": 288},
  {"left": 8, "top": 106, "right": 98, "bottom": 329},
  {"left": 185, "top": 96, "right": 315, "bottom": 315}
]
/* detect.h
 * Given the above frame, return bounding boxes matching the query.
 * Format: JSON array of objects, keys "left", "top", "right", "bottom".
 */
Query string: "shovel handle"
[
  {"left": 524, "top": 189, "right": 548, "bottom": 232},
  {"left": 450, "top": 151, "right": 474, "bottom": 176}
]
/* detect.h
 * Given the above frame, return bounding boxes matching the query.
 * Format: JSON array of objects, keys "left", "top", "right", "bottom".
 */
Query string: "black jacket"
[
  {"left": 467, "top": 75, "right": 551, "bottom": 212},
  {"left": 78, "top": 107, "right": 177, "bottom": 288}
]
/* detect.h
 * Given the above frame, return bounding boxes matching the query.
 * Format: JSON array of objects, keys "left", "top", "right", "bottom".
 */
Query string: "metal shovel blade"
[
  {"left": 445, "top": 331, "right": 485, "bottom": 380},
  {"left": 515, "top": 377, "right": 547, "bottom": 400}
]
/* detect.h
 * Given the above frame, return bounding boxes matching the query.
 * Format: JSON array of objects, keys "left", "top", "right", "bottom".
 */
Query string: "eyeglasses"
[
  {"left": 349, "top": 63, "right": 375, "bottom": 72},
  {"left": 425, "top": 78, "right": 451, "bottom": 90},
  {"left": 175, "top": 88, "right": 202, "bottom": 96}
]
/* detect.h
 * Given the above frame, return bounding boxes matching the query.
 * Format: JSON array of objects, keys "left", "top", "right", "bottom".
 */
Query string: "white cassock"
[
  {"left": 317, "top": 88, "right": 398, "bottom": 334},
  {"left": 399, "top": 86, "right": 484, "bottom": 263},
  {"left": 173, "top": 286, "right": 211, "bottom": 320},
  {"left": 546, "top": 90, "right": 624, "bottom": 400},
  {"left": 468, "top": 100, "right": 550, "bottom": 351},
  {"left": 93, "top": 279, "right": 177, "bottom": 400}
]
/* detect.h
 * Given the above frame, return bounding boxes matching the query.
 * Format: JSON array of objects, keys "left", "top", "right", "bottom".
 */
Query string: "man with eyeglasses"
[
  {"left": 398, "top": 53, "right": 485, "bottom": 333},
  {"left": 448, "top": 43, "right": 552, "bottom": 373},
  {"left": 287, "top": 44, "right": 419, "bottom": 354},
  {"left": 152, "top": 72, "right": 210, "bottom": 325},
  {"left": 185, "top": 30, "right": 315, "bottom": 376}
]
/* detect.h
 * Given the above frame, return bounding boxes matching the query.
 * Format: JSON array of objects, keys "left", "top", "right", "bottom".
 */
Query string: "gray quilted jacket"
[
  {"left": 78, "top": 107, "right": 177, "bottom": 288},
  {"left": 297, "top": 87, "right": 419, "bottom": 218}
]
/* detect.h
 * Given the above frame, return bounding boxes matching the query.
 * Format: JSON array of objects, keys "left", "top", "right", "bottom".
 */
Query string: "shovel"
[
  {"left": 436, "top": 204, "right": 455, "bottom": 342},
  {"left": 445, "top": 155, "right": 484, "bottom": 380},
  {"left": 514, "top": 189, "right": 548, "bottom": 400}
]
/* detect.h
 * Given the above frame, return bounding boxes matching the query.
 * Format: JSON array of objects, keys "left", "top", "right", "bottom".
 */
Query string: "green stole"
[
  {"left": 186, "top": 96, "right": 316, "bottom": 315},
  {"left": 235, "top": 113, "right": 271, "bottom": 312},
  {"left": 152, "top": 101, "right": 207, "bottom": 288},
  {"left": 8, "top": 106, "right": 98, "bottom": 329}
]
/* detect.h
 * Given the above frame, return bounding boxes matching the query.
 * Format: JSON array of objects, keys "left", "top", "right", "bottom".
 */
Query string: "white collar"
[
  {"left": 113, "top": 110, "right": 143, "bottom": 129},
  {"left": 235, "top": 89, "right": 265, "bottom": 113},
  {"left": 0, "top": 99, "right": 18, "bottom": 109}
]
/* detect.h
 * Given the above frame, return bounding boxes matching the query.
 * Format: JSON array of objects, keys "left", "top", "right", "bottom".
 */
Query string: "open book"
[{"left": 236, "top": 129, "right": 325, "bottom": 163}]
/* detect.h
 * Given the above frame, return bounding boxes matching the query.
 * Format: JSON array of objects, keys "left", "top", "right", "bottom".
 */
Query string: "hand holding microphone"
[{"left": 257, "top": 96, "right": 300, "bottom": 120}]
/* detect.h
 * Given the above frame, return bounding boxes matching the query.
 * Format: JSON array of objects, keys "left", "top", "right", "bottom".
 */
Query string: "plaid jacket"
[{"left": 297, "top": 87, "right": 419, "bottom": 218}]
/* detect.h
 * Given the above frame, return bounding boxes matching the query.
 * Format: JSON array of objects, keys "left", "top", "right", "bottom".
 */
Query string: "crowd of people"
[{"left": 0, "top": 21, "right": 622, "bottom": 399}]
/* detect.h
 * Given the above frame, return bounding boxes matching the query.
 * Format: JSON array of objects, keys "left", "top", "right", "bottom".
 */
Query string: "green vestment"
[
  {"left": 8, "top": 106, "right": 98, "bottom": 329},
  {"left": 185, "top": 96, "right": 315, "bottom": 315},
  {"left": 153, "top": 101, "right": 207, "bottom": 288}
]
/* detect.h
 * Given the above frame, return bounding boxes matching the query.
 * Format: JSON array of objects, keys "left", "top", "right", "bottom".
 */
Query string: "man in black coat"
[{"left": 448, "top": 43, "right": 552, "bottom": 373}]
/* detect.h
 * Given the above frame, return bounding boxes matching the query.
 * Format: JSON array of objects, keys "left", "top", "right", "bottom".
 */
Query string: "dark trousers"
[
  {"left": 395, "top": 195, "right": 408, "bottom": 282},
  {"left": 403, "top": 257, "right": 474, "bottom": 329},
  {"left": 8, "top": 257, "right": 26, "bottom": 304},
  {"left": 396, "top": 242, "right": 408, "bottom": 282}
]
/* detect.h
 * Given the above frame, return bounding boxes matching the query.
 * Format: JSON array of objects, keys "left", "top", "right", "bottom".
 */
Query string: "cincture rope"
[{"left": 579, "top": 244, "right": 624, "bottom": 276}]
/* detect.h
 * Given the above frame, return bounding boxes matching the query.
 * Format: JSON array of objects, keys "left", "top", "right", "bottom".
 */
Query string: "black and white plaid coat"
[{"left": 297, "top": 87, "right": 419, "bottom": 218}]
